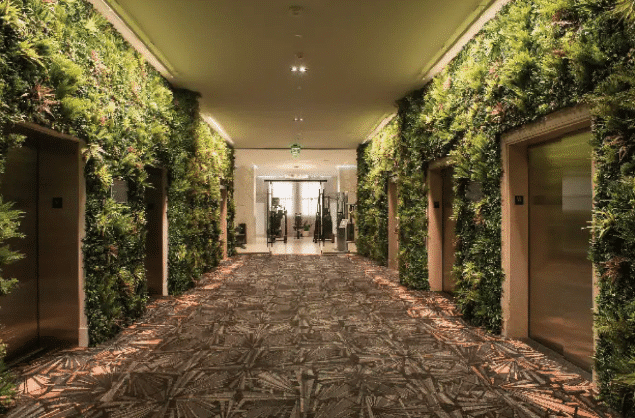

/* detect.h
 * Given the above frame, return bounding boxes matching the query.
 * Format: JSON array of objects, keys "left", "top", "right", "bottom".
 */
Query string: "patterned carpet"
[{"left": 4, "top": 255, "right": 616, "bottom": 417}]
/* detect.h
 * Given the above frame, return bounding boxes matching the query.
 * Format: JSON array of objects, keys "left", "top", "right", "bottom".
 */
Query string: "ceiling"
[
  {"left": 235, "top": 149, "right": 356, "bottom": 178},
  {"left": 100, "top": 0, "right": 496, "bottom": 149}
]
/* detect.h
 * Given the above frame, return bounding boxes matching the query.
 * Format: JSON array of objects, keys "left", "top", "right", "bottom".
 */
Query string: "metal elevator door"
[
  {"left": 442, "top": 167, "right": 456, "bottom": 293},
  {"left": 528, "top": 132, "right": 594, "bottom": 371},
  {"left": 0, "top": 144, "right": 39, "bottom": 359}
]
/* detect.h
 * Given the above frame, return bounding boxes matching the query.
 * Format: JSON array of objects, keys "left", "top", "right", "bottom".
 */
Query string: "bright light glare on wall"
[{"left": 202, "top": 114, "right": 232, "bottom": 144}]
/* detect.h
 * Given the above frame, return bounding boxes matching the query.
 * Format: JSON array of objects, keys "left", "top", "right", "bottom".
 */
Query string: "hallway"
[
  {"left": 6, "top": 255, "right": 612, "bottom": 417},
  {"left": 236, "top": 237, "right": 357, "bottom": 255}
]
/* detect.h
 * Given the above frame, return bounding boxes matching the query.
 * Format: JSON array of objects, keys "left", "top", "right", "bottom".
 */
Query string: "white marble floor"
[{"left": 235, "top": 236, "right": 357, "bottom": 255}]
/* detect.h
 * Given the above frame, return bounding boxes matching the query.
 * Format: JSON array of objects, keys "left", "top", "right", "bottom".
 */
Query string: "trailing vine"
[{"left": 358, "top": 0, "right": 635, "bottom": 412}]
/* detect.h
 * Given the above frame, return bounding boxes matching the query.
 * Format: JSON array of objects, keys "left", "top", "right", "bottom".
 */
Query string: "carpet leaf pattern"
[{"left": 3, "top": 255, "right": 615, "bottom": 417}]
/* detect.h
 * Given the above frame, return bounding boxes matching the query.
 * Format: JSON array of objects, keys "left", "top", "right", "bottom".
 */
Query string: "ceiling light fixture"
[
  {"left": 290, "top": 143, "right": 302, "bottom": 158},
  {"left": 291, "top": 65, "right": 308, "bottom": 73},
  {"left": 291, "top": 52, "right": 308, "bottom": 74}
]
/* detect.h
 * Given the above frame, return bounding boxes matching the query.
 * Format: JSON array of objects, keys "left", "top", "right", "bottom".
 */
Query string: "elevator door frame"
[
  {"left": 501, "top": 106, "right": 596, "bottom": 377},
  {"left": 387, "top": 178, "right": 399, "bottom": 270},
  {"left": 1, "top": 122, "right": 88, "bottom": 358},
  {"left": 144, "top": 166, "right": 168, "bottom": 296},
  {"left": 220, "top": 186, "right": 228, "bottom": 259},
  {"left": 427, "top": 158, "right": 453, "bottom": 291}
]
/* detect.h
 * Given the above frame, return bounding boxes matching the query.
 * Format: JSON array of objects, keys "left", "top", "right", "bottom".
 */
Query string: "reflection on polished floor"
[{"left": 235, "top": 236, "right": 357, "bottom": 255}]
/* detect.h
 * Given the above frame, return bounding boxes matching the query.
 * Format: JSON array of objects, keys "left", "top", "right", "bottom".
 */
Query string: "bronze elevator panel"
[
  {"left": 145, "top": 167, "right": 164, "bottom": 295},
  {"left": 441, "top": 167, "right": 456, "bottom": 293},
  {"left": 528, "top": 132, "right": 593, "bottom": 371},
  {"left": 0, "top": 136, "right": 81, "bottom": 360},
  {"left": 0, "top": 144, "right": 39, "bottom": 358}
]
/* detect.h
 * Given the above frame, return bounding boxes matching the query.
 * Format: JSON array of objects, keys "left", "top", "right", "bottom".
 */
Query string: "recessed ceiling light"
[
  {"left": 298, "top": 66, "right": 307, "bottom": 73},
  {"left": 291, "top": 66, "right": 298, "bottom": 72}
]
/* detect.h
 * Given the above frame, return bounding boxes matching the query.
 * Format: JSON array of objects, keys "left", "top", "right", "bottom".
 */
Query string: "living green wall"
[
  {"left": 356, "top": 119, "right": 398, "bottom": 266},
  {"left": 162, "top": 90, "right": 235, "bottom": 294},
  {"left": 357, "top": 0, "right": 635, "bottom": 413},
  {"left": 0, "top": 0, "right": 234, "bottom": 404}
]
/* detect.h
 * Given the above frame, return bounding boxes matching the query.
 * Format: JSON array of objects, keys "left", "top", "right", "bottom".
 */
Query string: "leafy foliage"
[
  {"left": 356, "top": 120, "right": 399, "bottom": 266},
  {"left": 0, "top": 0, "right": 234, "bottom": 403},
  {"left": 358, "top": 0, "right": 635, "bottom": 412}
]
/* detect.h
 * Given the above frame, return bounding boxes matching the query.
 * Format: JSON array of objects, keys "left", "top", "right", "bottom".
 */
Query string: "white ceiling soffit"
[
  {"left": 236, "top": 149, "right": 356, "bottom": 177},
  {"left": 91, "top": 0, "right": 507, "bottom": 149}
]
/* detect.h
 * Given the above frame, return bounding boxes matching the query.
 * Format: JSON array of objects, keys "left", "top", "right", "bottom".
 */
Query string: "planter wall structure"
[
  {"left": 356, "top": 0, "right": 635, "bottom": 413},
  {"left": 0, "top": 0, "right": 235, "bottom": 406}
]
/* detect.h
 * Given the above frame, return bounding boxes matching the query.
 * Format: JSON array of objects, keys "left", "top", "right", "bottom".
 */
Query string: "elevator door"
[
  {"left": 441, "top": 167, "right": 456, "bottom": 292},
  {"left": 145, "top": 167, "right": 165, "bottom": 296},
  {"left": 0, "top": 144, "right": 39, "bottom": 358},
  {"left": 528, "top": 132, "right": 593, "bottom": 371}
]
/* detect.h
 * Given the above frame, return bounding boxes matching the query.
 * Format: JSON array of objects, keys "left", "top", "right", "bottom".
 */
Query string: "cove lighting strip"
[
  {"left": 420, "top": 0, "right": 513, "bottom": 83},
  {"left": 89, "top": 0, "right": 235, "bottom": 147},
  {"left": 202, "top": 114, "right": 234, "bottom": 147},
  {"left": 363, "top": 113, "right": 397, "bottom": 144},
  {"left": 363, "top": 0, "right": 511, "bottom": 145},
  {"left": 88, "top": 0, "right": 176, "bottom": 81}
]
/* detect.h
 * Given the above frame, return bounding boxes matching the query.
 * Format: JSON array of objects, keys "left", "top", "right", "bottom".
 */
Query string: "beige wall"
[
  {"left": 427, "top": 166, "right": 444, "bottom": 291},
  {"left": 234, "top": 165, "right": 256, "bottom": 243},
  {"left": 338, "top": 167, "right": 357, "bottom": 203}
]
